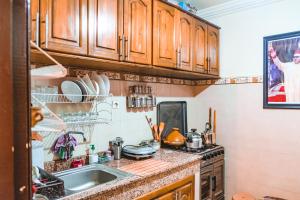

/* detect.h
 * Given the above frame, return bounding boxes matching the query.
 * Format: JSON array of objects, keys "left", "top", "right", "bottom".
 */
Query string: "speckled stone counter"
[{"left": 57, "top": 149, "right": 201, "bottom": 200}]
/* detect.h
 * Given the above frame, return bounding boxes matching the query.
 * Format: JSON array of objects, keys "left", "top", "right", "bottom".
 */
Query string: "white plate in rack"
[
  {"left": 100, "top": 74, "right": 110, "bottom": 96},
  {"left": 92, "top": 72, "right": 106, "bottom": 96},
  {"left": 61, "top": 80, "right": 83, "bottom": 103}
]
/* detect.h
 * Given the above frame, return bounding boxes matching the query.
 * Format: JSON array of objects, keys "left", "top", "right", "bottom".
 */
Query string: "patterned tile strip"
[{"left": 70, "top": 68, "right": 262, "bottom": 86}]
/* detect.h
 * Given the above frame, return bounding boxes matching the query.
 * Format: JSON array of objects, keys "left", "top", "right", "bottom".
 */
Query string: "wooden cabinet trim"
[
  {"left": 136, "top": 175, "right": 194, "bottom": 200},
  {"left": 31, "top": 49, "right": 220, "bottom": 80}
]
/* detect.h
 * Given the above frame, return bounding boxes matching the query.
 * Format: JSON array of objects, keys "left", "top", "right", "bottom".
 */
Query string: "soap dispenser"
[{"left": 88, "top": 144, "right": 98, "bottom": 164}]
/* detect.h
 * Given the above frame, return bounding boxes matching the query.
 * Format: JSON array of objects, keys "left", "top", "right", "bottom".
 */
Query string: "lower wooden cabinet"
[{"left": 136, "top": 175, "right": 194, "bottom": 200}]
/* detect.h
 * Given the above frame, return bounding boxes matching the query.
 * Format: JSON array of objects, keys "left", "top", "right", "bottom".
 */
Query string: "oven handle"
[
  {"left": 212, "top": 176, "right": 216, "bottom": 192},
  {"left": 210, "top": 175, "right": 213, "bottom": 199}
]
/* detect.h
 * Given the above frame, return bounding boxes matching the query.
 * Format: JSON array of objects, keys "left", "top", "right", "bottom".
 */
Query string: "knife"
[{"left": 208, "top": 107, "right": 212, "bottom": 130}]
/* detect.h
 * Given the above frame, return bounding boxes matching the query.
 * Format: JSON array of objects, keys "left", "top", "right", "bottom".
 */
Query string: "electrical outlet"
[{"left": 112, "top": 101, "right": 120, "bottom": 109}]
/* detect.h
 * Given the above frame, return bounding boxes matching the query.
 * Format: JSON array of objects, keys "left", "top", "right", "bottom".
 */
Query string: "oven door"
[{"left": 200, "top": 164, "right": 213, "bottom": 200}]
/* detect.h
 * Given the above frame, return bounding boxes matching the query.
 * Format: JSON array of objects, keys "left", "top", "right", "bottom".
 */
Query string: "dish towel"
[{"left": 51, "top": 134, "right": 78, "bottom": 160}]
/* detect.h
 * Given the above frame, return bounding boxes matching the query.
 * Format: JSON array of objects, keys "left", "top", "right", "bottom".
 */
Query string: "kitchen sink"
[{"left": 53, "top": 164, "right": 132, "bottom": 195}]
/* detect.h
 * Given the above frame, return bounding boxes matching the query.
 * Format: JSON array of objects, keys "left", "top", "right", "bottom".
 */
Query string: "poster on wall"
[{"left": 263, "top": 31, "right": 300, "bottom": 109}]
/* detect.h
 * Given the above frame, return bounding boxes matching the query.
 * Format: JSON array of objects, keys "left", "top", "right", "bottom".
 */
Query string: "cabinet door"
[
  {"left": 207, "top": 25, "right": 219, "bottom": 75},
  {"left": 177, "top": 11, "right": 193, "bottom": 71},
  {"left": 41, "top": 0, "right": 88, "bottom": 55},
  {"left": 153, "top": 0, "right": 177, "bottom": 68},
  {"left": 155, "top": 191, "right": 176, "bottom": 200},
  {"left": 89, "top": 0, "right": 120, "bottom": 60},
  {"left": 193, "top": 20, "right": 207, "bottom": 73},
  {"left": 30, "top": 0, "right": 39, "bottom": 44},
  {"left": 213, "top": 161, "right": 224, "bottom": 200},
  {"left": 176, "top": 182, "right": 194, "bottom": 200},
  {"left": 201, "top": 165, "right": 213, "bottom": 200},
  {"left": 136, "top": 176, "right": 194, "bottom": 200},
  {"left": 124, "top": 0, "right": 152, "bottom": 64}
]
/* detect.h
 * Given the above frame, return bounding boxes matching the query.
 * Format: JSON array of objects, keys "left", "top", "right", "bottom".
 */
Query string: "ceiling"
[{"left": 187, "top": 0, "right": 233, "bottom": 9}]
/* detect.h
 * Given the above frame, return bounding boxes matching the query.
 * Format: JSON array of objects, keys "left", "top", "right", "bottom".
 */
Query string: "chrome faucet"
[{"left": 66, "top": 131, "right": 87, "bottom": 142}]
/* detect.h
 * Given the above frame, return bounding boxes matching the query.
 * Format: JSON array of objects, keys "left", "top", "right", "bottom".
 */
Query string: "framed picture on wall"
[{"left": 263, "top": 30, "right": 300, "bottom": 109}]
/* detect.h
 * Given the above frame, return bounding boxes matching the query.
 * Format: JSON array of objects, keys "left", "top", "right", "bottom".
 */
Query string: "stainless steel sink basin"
[{"left": 53, "top": 164, "right": 132, "bottom": 195}]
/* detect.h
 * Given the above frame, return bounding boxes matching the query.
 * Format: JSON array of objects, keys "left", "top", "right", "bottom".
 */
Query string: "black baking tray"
[{"left": 157, "top": 101, "right": 188, "bottom": 139}]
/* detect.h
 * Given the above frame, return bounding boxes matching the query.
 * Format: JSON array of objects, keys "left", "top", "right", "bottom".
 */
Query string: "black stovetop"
[{"left": 163, "top": 144, "right": 223, "bottom": 155}]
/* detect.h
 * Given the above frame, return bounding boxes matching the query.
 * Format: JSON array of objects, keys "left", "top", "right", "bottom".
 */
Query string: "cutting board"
[{"left": 119, "top": 159, "right": 171, "bottom": 176}]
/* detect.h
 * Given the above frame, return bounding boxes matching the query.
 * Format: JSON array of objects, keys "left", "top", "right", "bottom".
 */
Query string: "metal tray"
[
  {"left": 122, "top": 152, "right": 156, "bottom": 160},
  {"left": 157, "top": 101, "right": 188, "bottom": 139},
  {"left": 122, "top": 145, "right": 156, "bottom": 155}
]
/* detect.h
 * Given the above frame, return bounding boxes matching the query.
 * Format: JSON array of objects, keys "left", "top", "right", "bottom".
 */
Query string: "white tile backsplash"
[{"left": 43, "top": 96, "right": 195, "bottom": 161}]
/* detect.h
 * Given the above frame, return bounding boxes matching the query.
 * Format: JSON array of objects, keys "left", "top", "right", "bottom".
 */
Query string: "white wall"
[
  {"left": 213, "top": 0, "right": 300, "bottom": 77},
  {"left": 194, "top": 0, "right": 300, "bottom": 199}
]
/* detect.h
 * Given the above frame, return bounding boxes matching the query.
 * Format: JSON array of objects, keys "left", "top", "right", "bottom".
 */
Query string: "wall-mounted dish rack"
[
  {"left": 32, "top": 92, "right": 112, "bottom": 149},
  {"left": 32, "top": 92, "right": 113, "bottom": 133}
]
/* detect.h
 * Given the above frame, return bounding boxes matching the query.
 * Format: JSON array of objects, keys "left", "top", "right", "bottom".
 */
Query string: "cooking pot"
[
  {"left": 185, "top": 129, "right": 203, "bottom": 149},
  {"left": 163, "top": 128, "right": 186, "bottom": 146}
]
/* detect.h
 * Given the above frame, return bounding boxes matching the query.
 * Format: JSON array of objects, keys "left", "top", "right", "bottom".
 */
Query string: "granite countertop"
[{"left": 58, "top": 148, "right": 202, "bottom": 200}]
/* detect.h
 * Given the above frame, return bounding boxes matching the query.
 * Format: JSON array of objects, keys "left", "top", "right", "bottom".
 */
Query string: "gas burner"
[{"left": 180, "top": 144, "right": 219, "bottom": 153}]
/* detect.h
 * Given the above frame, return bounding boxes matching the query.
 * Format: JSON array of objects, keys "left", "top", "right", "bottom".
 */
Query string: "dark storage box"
[{"left": 35, "top": 168, "right": 65, "bottom": 199}]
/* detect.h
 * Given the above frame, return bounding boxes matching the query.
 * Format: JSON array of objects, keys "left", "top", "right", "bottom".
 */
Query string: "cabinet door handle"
[
  {"left": 207, "top": 57, "right": 210, "bottom": 72},
  {"left": 176, "top": 49, "right": 178, "bottom": 67},
  {"left": 45, "top": 13, "right": 49, "bottom": 48},
  {"left": 124, "top": 36, "right": 128, "bottom": 59},
  {"left": 176, "top": 49, "right": 181, "bottom": 68},
  {"left": 121, "top": 34, "right": 126, "bottom": 61},
  {"left": 36, "top": 12, "right": 40, "bottom": 46},
  {"left": 179, "top": 48, "right": 182, "bottom": 68},
  {"left": 209, "top": 175, "right": 213, "bottom": 199},
  {"left": 119, "top": 35, "right": 123, "bottom": 59}
]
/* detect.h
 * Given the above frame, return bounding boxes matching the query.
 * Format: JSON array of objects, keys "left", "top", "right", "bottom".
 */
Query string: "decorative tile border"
[
  {"left": 70, "top": 68, "right": 262, "bottom": 86},
  {"left": 69, "top": 68, "right": 194, "bottom": 86},
  {"left": 194, "top": 76, "right": 263, "bottom": 86}
]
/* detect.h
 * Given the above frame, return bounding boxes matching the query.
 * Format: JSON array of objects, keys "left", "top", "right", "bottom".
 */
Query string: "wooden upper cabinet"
[
  {"left": 207, "top": 25, "right": 219, "bottom": 75},
  {"left": 193, "top": 19, "right": 207, "bottom": 73},
  {"left": 136, "top": 175, "right": 194, "bottom": 200},
  {"left": 153, "top": 0, "right": 177, "bottom": 68},
  {"left": 40, "top": 0, "right": 88, "bottom": 55},
  {"left": 123, "top": 0, "right": 152, "bottom": 64},
  {"left": 30, "top": 0, "right": 39, "bottom": 44},
  {"left": 177, "top": 11, "right": 193, "bottom": 71},
  {"left": 88, "top": 0, "right": 120, "bottom": 60}
]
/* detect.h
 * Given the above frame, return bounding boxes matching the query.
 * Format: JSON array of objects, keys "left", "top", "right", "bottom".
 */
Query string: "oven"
[{"left": 200, "top": 146, "right": 225, "bottom": 200}]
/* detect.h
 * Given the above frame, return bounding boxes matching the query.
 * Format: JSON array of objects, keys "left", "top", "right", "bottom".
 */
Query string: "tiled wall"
[{"left": 43, "top": 96, "right": 195, "bottom": 161}]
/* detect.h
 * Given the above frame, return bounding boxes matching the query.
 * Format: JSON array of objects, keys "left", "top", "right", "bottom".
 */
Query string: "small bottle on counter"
[{"left": 88, "top": 144, "right": 98, "bottom": 164}]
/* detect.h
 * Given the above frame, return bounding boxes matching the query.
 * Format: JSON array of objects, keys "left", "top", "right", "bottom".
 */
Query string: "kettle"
[{"left": 185, "top": 129, "right": 203, "bottom": 149}]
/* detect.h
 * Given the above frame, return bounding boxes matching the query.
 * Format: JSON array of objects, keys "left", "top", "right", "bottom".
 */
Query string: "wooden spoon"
[
  {"left": 153, "top": 124, "right": 159, "bottom": 141},
  {"left": 158, "top": 122, "right": 165, "bottom": 141}
]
